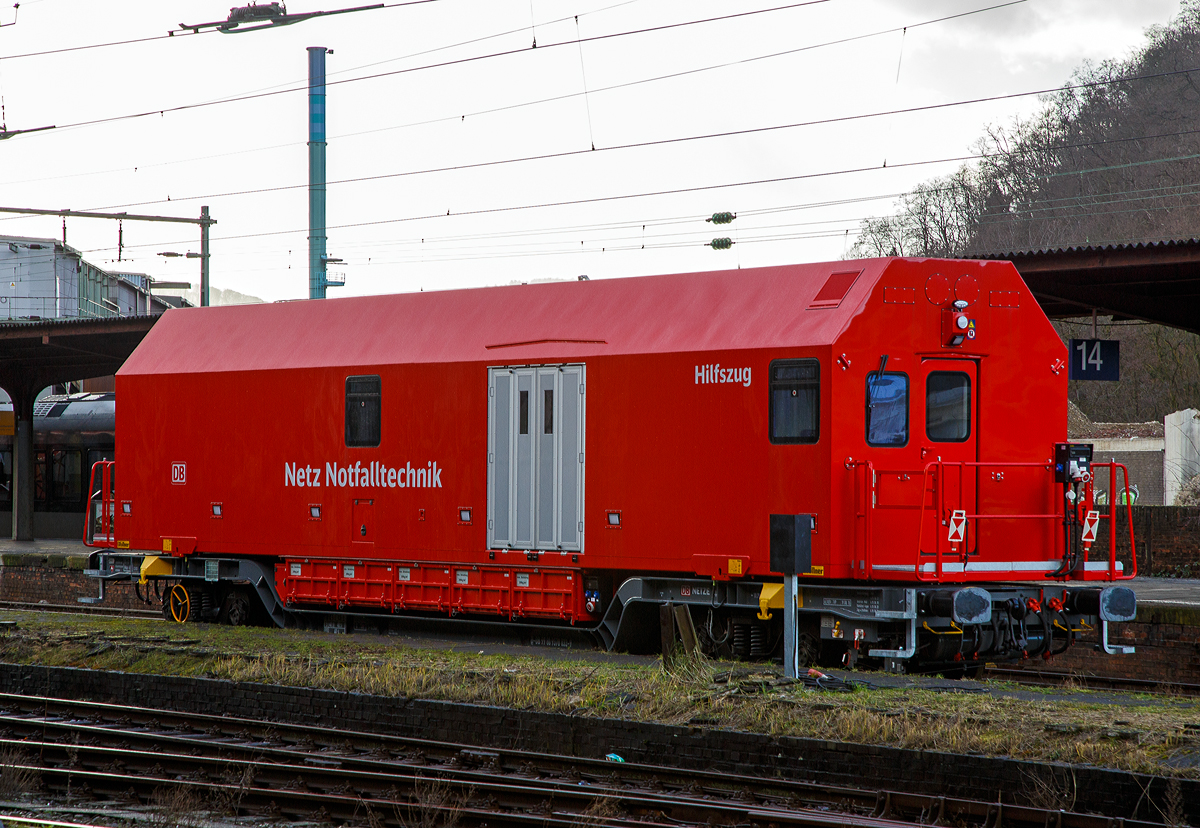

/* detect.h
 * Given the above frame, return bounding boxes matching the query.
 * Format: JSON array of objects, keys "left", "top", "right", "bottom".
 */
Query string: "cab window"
[
  {"left": 927, "top": 371, "right": 971, "bottom": 442},
  {"left": 769, "top": 359, "right": 819, "bottom": 444},
  {"left": 866, "top": 372, "right": 908, "bottom": 447}
]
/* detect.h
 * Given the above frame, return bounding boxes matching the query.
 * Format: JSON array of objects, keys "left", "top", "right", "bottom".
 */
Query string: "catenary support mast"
[{"left": 308, "top": 46, "right": 328, "bottom": 299}]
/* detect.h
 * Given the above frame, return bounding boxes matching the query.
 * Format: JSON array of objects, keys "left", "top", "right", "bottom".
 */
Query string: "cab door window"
[
  {"left": 866, "top": 372, "right": 908, "bottom": 447},
  {"left": 926, "top": 371, "right": 971, "bottom": 442}
]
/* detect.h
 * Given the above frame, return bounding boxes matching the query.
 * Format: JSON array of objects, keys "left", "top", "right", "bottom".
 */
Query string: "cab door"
[
  {"left": 862, "top": 358, "right": 976, "bottom": 577},
  {"left": 918, "top": 359, "right": 978, "bottom": 561}
]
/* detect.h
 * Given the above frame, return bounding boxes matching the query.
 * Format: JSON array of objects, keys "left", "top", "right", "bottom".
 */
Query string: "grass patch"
[
  {"left": 0, "top": 746, "right": 40, "bottom": 799},
  {"left": 0, "top": 612, "right": 1197, "bottom": 780}
]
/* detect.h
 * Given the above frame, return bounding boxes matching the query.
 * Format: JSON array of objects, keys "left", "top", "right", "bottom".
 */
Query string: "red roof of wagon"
[{"left": 118, "top": 258, "right": 1004, "bottom": 375}]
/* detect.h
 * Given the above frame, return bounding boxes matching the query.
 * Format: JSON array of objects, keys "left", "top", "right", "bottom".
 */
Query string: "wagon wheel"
[
  {"left": 219, "top": 591, "right": 251, "bottom": 626},
  {"left": 796, "top": 632, "right": 820, "bottom": 668},
  {"left": 164, "top": 583, "right": 193, "bottom": 623}
]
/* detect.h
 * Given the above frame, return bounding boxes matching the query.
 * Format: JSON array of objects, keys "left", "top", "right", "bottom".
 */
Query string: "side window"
[
  {"left": 345, "top": 375, "right": 381, "bottom": 447},
  {"left": 51, "top": 450, "right": 82, "bottom": 502},
  {"left": 34, "top": 451, "right": 46, "bottom": 502},
  {"left": 0, "top": 450, "right": 10, "bottom": 501},
  {"left": 86, "top": 449, "right": 115, "bottom": 496},
  {"left": 927, "top": 371, "right": 971, "bottom": 442},
  {"left": 769, "top": 359, "right": 819, "bottom": 444},
  {"left": 866, "top": 372, "right": 908, "bottom": 447}
]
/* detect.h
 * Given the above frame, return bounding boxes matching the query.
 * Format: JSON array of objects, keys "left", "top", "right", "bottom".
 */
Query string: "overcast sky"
[{"left": 0, "top": 0, "right": 1183, "bottom": 302}]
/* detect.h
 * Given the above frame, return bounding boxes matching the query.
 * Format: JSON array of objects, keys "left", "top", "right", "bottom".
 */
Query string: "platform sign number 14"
[{"left": 1068, "top": 339, "right": 1119, "bottom": 382}]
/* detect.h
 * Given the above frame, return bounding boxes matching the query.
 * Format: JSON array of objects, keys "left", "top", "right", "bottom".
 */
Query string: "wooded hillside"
[{"left": 851, "top": 3, "right": 1200, "bottom": 423}]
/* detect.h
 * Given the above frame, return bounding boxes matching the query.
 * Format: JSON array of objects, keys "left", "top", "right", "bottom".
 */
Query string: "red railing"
[
  {"left": 849, "top": 459, "right": 1136, "bottom": 583},
  {"left": 84, "top": 460, "right": 116, "bottom": 548},
  {"left": 1092, "top": 461, "right": 1138, "bottom": 580}
]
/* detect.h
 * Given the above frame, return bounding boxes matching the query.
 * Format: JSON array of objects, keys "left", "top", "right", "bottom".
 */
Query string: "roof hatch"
[{"left": 807, "top": 269, "right": 861, "bottom": 309}]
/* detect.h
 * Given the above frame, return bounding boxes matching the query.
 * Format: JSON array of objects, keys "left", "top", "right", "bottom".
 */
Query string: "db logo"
[{"left": 171, "top": 462, "right": 187, "bottom": 485}]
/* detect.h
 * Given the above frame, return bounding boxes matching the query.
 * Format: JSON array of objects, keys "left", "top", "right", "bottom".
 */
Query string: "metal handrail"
[
  {"left": 851, "top": 459, "right": 1133, "bottom": 582},
  {"left": 915, "top": 460, "right": 1060, "bottom": 582},
  {"left": 83, "top": 460, "right": 116, "bottom": 548}
]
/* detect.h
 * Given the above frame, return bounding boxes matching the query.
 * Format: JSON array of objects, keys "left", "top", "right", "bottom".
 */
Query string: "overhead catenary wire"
[
  {"left": 0, "top": 0, "right": 443, "bottom": 62},
  {"left": 0, "top": 0, "right": 1030, "bottom": 178},
  {"left": 4, "top": 0, "right": 1180, "bottom": 278},
  {"left": 135, "top": 183, "right": 1200, "bottom": 264},
  {"left": 83, "top": 146, "right": 1200, "bottom": 270},
  {"left": 74, "top": 166, "right": 1200, "bottom": 272},
  {"left": 0, "top": 0, "right": 1032, "bottom": 191},
  {"left": 5, "top": 0, "right": 831, "bottom": 137},
  {"left": 77, "top": 110, "right": 1200, "bottom": 218},
  {"left": 103, "top": 141, "right": 1200, "bottom": 253},
  {"left": 127, "top": 225, "right": 864, "bottom": 273},
  {"left": 97, "top": 152, "right": 989, "bottom": 251},
  {"left": 100, "top": 190, "right": 904, "bottom": 265},
  {"left": 574, "top": 15, "right": 596, "bottom": 152}
]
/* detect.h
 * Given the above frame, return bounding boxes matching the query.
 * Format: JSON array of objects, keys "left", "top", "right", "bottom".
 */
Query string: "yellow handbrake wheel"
[{"left": 167, "top": 583, "right": 192, "bottom": 624}]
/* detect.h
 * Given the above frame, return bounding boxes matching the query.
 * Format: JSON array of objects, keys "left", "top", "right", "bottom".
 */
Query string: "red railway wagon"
[{"left": 85, "top": 257, "right": 1136, "bottom": 672}]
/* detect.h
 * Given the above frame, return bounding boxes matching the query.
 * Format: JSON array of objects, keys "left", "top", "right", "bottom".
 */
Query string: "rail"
[
  {"left": 0, "top": 691, "right": 1172, "bottom": 828},
  {"left": 850, "top": 459, "right": 1136, "bottom": 583},
  {"left": 83, "top": 460, "right": 116, "bottom": 548}
]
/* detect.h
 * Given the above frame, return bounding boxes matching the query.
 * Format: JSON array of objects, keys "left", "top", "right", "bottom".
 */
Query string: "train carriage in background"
[
  {"left": 0, "top": 393, "right": 115, "bottom": 539},
  {"left": 85, "top": 257, "right": 1137, "bottom": 672}
]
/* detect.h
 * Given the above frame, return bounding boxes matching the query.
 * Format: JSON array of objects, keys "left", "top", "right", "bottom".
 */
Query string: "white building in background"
[
  {"left": 0, "top": 235, "right": 193, "bottom": 402},
  {"left": 1164, "top": 409, "right": 1200, "bottom": 505},
  {"left": 0, "top": 235, "right": 184, "bottom": 321}
]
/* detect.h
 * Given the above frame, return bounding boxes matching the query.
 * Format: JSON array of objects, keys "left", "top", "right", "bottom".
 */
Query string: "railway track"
[
  {"left": 0, "top": 599, "right": 160, "bottom": 620},
  {"left": 0, "top": 692, "right": 1161, "bottom": 828},
  {"left": 0, "top": 599, "right": 1193, "bottom": 705},
  {"left": 984, "top": 666, "right": 1200, "bottom": 697}
]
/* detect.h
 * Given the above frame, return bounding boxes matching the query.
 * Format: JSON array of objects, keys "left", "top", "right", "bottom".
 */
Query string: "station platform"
[
  {"left": 1111, "top": 575, "right": 1200, "bottom": 606},
  {"left": 0, "top": 537, "right": 92, "bottom": 558}
]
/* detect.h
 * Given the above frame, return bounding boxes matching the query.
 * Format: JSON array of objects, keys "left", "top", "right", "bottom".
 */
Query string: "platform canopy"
[
  {"left": 0, "top": 314, "right": 159, "bottom": 541},
  {"left": 973, "top": 239, "right": 1200, "bottom": 335}
]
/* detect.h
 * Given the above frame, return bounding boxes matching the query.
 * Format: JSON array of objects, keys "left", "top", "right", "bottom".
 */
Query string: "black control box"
[
  {"left": 770, "top": 514, "right": 814, "bottom": 575},
  {"left": 1053, "top": 442, "right": 1093, "bottom": 483}
]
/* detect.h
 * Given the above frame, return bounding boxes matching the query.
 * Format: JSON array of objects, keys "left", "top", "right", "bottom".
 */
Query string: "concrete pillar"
[{"left": 9, "top": 383, "right": 36, "bottom": 541}]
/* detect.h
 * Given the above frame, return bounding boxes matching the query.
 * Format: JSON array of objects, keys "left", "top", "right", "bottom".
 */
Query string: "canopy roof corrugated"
[{"left": 971, "top": 239, "right": 1200, "bottom": 334}]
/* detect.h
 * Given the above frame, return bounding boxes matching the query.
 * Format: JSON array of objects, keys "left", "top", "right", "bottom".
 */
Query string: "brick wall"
[
  {"left": 1136, "top": 507, "right": 1200, "bottom": 576},
  {"left": 1094, "top": 450, "right": 1164, "bottom": 505},
  {"left": 1028, "top": 604, "right": 1200, "bottom": 683},
  {"left": 0, "top": 554, "right": 153, "bottom": 611},
  {"left": 1086, "top": 505, "right": 1200, "bottom": 576},
  {"left": 0, "top": 663, "right": 1192, "bottom": 824}
]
